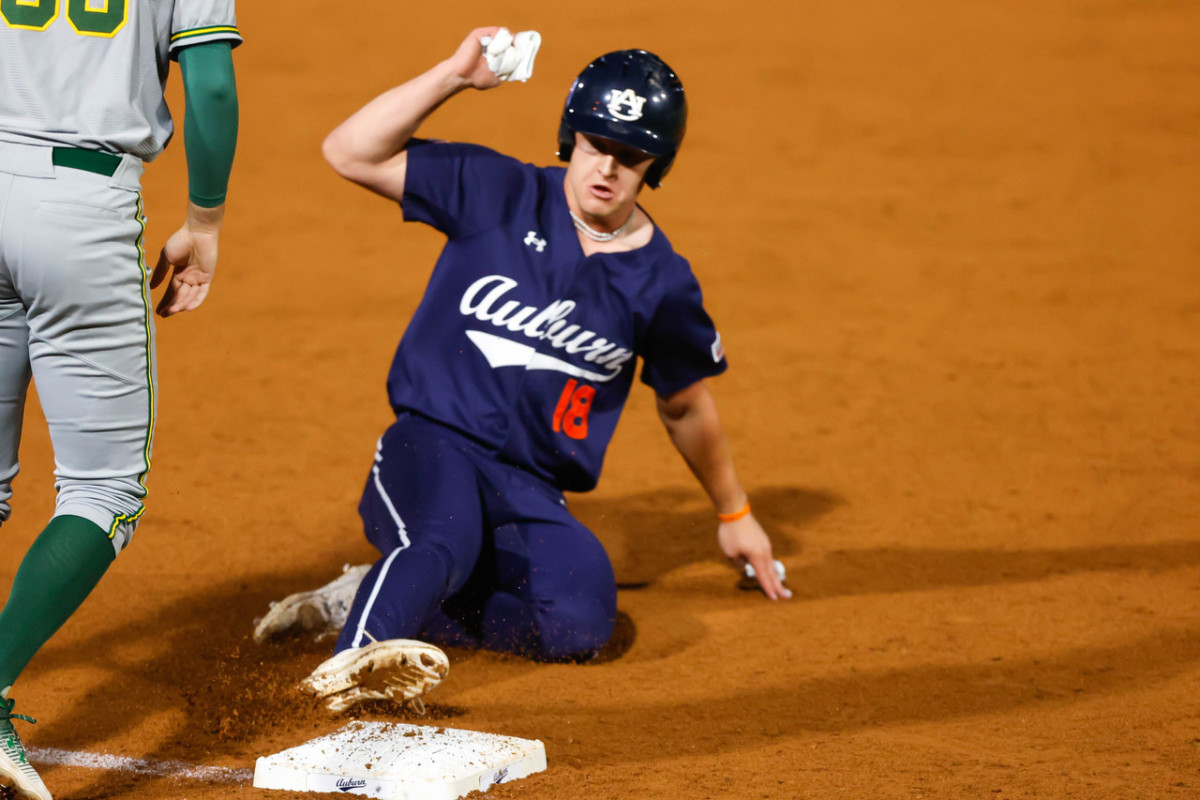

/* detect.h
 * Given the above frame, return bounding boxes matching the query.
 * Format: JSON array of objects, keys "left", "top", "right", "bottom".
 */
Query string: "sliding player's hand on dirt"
[{"left": 719, "top": 514, "right": 792, "bottom": 600}]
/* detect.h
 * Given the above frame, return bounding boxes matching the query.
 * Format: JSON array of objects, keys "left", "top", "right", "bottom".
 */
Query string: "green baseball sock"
[{"left": 0, "top": 515, "right": 116, "bottom": 691}]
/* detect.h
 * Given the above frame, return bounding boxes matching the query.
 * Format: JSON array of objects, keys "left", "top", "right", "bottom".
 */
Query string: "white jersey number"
[{"left": 1, "top": 0, "right": 128, "bottom": 37}]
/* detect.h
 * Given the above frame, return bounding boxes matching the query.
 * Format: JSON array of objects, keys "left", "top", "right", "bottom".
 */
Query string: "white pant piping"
[{"left": 350, "top": 437, "right": 412, "bottom": 648}]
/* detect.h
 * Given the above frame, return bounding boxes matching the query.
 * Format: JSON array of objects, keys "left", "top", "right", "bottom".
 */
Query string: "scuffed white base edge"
[{"left": 253, "top": 722, "right": 546, "bottom": 800}]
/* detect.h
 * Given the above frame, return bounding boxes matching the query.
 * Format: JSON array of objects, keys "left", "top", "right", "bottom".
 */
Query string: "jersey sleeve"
[
  {"left": 639, "top": 261, "right": 729, "bottom": 397},
  {"left": 169, "top": 0, "right": 243, "bottom": 58},
  {"left": 401, "top": 140, "right": 534, "bottom": 240}
]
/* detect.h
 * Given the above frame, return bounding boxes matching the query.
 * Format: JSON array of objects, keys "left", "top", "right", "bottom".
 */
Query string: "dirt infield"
[{"left": 3, "top": 1, "right": 1199, "bottom": 798}]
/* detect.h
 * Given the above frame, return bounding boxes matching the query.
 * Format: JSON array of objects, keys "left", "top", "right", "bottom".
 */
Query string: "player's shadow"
[
  {"left": 780, "top": 540, "right": 1200, "bottom": 600},
  {"left": 21, "top": 486, "right": 835, "bottom": 797},
  {"left": 24, "top": 501, "right": 1200, "bottom": 796},
  {"left": 483, "top": 620, "right": 1200, "bottom": 768},
  {"left": 569, "top": 484, "right": 840, "bottom": 589}
]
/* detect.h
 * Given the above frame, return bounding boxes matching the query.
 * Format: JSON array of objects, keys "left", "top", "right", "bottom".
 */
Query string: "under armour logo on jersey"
[
  {"left": 607, "top": 89, "right": 647, "bottom": 122},
  {"left": 524, "top": 231, "right": 547, "bottom": 252}
]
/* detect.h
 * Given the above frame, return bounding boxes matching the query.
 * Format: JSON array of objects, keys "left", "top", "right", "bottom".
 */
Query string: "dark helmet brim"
[{"left": 563, "top": 109, "right": 677, "bottom": 158}]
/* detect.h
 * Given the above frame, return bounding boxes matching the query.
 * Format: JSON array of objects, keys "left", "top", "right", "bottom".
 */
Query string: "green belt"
[{"left": 51, "top": 147, "right": 122, "bottom": 177}]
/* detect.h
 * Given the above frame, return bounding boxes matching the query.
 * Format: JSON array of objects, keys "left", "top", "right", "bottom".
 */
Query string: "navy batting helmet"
[{"left": 557, "top": 50, "right": 687, "bottom": 189}]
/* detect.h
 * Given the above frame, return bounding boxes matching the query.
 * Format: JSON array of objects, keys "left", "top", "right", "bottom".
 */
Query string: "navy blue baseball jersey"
[{"left": 390, "top": 140, "right": 727, "bottom": 492}]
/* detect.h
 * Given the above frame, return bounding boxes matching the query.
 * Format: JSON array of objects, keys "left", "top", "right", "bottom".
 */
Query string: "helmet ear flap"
[
  {"left": 644, "top": 152, "right": 675, "bottom": 189},
  {"left": 557, "top": 122, "right": 574, "bottom": 163}
]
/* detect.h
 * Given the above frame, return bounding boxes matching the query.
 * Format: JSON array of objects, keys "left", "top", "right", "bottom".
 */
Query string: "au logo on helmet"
[
  {"left": 558, "top": 50, "right": 687, "bottom": 188},
  {"left": 606, "top": 89, "right": 647, "bottom": 122}
]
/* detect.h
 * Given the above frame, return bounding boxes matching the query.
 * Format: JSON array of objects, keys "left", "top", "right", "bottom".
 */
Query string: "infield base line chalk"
[{"left": 31, "top": 747, "right": 253, "bottom": 783}]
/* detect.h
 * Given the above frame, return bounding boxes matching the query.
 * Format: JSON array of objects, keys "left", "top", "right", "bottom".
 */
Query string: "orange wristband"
[{"left": 717, "top": 501, "right": 751, "bottom": 523}]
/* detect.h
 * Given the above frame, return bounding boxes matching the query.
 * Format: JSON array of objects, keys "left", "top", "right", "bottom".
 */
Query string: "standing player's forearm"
[
  {"left": 185, "top": 201, "right": 225, "bottom": 234},
  {"left": 178, "top": 43, "right": 238, "bottom": 208}
]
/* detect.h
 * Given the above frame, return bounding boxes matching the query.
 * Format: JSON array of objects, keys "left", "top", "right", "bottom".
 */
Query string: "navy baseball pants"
[{"left": 335, "top": 413, "right": 616, "bottom": 661}]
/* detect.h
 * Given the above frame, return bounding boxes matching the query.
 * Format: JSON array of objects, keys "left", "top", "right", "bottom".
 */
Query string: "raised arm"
[
  {"left": 322, "top": 27, "right": 503, "bottom": 201},
  {"left": 656, "top": 380, "right": 792, "bottom": 601}
]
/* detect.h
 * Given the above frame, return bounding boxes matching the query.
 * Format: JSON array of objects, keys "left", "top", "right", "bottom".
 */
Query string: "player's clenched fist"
[{"left": 446, "top": 27, "right": 505, "bottom": 89}]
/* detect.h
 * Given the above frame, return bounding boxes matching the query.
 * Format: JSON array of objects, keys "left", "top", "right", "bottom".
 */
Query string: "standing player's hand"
[
  {"left": 718, "top": 514, "right": 792, "bottom": 601},
  {"left": 152, "top": 202, "right": 225, "bottom": 317},
  {"left": 447, "top": 27, "right": 505, "bottom": 90}
]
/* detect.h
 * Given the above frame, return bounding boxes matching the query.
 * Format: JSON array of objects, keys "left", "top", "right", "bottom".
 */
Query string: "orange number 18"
[{"left": 552, "top": 379, "right": 596, "bottom": 441}]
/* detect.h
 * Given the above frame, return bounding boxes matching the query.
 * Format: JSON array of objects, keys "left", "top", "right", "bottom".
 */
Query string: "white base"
[{"left": 253, "top": 722, "right": 546, "bottom": 800}]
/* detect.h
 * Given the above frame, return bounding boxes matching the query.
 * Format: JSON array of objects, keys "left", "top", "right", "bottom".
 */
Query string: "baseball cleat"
[
  {"left": 0, "top": 695, "right": 51, "bottom": 800},
  {"left": 253, "top": 564, "right": 371, "bottom": 644},
  {"left": 301, "top": 639, "right": 449, "bottom": 714}
]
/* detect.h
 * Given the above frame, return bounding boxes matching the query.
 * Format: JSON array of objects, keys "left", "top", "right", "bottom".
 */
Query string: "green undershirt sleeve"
[{"left": 178, "top": 42, "right": 239, "bottom": 207}]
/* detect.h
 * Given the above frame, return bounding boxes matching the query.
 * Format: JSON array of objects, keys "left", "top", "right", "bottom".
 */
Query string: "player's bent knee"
[
  {"left": 533, "top": 624, "right": 613, "bottom": 662},
  {"left": 55, "top": 481, "right": 146, "bottom": 557},
  {"left": 530, "top": 603, "right": 616, "bottom": 662}
]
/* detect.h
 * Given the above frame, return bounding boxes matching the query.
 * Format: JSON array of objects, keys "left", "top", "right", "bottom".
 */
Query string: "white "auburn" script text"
[{"left": 459, "top": 275, "right": 634, "bottom": 378}]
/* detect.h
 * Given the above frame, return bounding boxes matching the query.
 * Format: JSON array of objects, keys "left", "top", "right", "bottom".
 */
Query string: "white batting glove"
[{"left": 480, "top": 28, "right": 541, "bottom": 82}]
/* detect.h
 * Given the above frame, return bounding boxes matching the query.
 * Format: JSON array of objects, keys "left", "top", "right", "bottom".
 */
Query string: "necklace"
[{"left": 570, "top": 208, "right": 635, "bottom": 242}]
